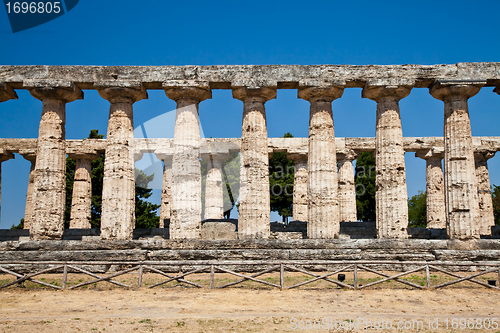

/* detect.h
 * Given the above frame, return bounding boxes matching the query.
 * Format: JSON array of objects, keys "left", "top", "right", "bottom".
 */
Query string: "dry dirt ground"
[{"left": 0, "top": 272, "right": 499, "bottom": 332}]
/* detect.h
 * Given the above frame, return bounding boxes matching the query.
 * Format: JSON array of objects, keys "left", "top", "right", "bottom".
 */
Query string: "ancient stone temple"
[{"left": 0, "top": 63, "right": 499, "bottom": 242}]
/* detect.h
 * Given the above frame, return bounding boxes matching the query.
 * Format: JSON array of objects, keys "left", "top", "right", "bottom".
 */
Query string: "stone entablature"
[{"left": 1, "top": 63, "right": 500, "bottom": 242}]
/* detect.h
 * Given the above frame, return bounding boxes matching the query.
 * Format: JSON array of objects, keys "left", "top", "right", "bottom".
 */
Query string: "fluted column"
[
  {"left": 0, "top": 150, "right": 15, "bottom": 227},
  {"left": 337, "top": 150, "right": 359, "bottom": 222},
  {"left": 20, "top": 152, "right": 36, "bottom": 230},
  {"left": 68, "top": 153, "right": 99, "bottom": 229},
  {"left": 202, "top": 154, "right": 229, "bottom": 220},
  {"left": 415, "top": 149, "right": 446, "bottom": 229},
  {"left": 98, "top": 84, "right": 147, "bottom": 240},
  {"left": 164, "top": 83, "right": 211, "bottom": 239},
  {"left": 28, "top": 82, "right": 83, "bottom": 240},
  {"left": 363, "top": 84, "right": 411, "bottom": 239},
  {"left": 233, "top": 87, "right": 276, "bottom": 239},
  {"left": 430, "top": 82, "right": 484, "bottom": 240},
  {"left": 155, "top": 153, "right": 173, "bottom": 229},
  {"left": 287, "top": 153, "right": 308, "bottom": 222},
  {"left": 298, "top": 86, "right": 343, "bottom": 238},
  {"left": 475, "top": 150, "right": 496, "bottom": 235}
]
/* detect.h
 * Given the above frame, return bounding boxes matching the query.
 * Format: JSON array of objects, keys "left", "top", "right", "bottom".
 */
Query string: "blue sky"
[{"left": 0, "top": 0, "right": 499, "bottom": 228}]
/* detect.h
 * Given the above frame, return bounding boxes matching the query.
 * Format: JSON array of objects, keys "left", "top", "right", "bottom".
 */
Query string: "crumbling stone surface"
[
  {"left": 475, "top": 150, "right": 496, "bottom": 235},
  {"left": 337, "top": 150, "right": 358, "bottom": 222},
  {"left": 287, "top": 154, "right": 308, "bottom": 222}
]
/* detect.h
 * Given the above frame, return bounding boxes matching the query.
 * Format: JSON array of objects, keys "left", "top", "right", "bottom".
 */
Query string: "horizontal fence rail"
[{"left": 0, "top": 261, "right": 499, "bottom": 291}]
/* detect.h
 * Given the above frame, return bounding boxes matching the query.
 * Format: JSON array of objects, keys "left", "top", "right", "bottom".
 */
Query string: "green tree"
[
  {"left": 355, "top": 152, "right": 376, "bottom": 221},
  {"left": 408, "top": 191, "right": 427, "bottom": 228},
  {"left": 269, "top": 133, "right": 294, "bottom": 223},
  {"left": 493, "top": 184, "right": 500, "bottom": 225},
  {"left": 11, "top": 218, "right": 24, "bottom": 229}
]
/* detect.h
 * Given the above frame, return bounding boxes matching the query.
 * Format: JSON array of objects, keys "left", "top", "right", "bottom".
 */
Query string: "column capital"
[
  {"left": 232, "top": 87, "right": 276, "bottom": 102},
  {"left": 67, "top": 152, "right": 101, "bottom": 161},
  {"left": 337, "top": 149, "right": 359, "bottom": 162},
  {"left": 0, "top": 150, "right": 14, "bottom": 163},
  {"left": 429, "top": 81, "right": 485, "bottom": 101},
  {"left": 0, "top": 83, "right": 18, "bottom": 102},
  {"left": 27, "top": 81, "right": 83, "bottom": 103},
  {"left": 474, "top": 149, "right": 496, "bottom": 162},
  {"left": 415, "top": 148, "right": 444, "bottom": 160},
  {"left": 494, "top": 86, "right": 500, "bottom": 95},
  {"left": 362, "top": 85, "right": 412, "bottom": 102},
  {"left": 163, "top": 82, "right": 212, "bottom": 102},
  {"left": 154, "top": 152, "right": 173, "bottom": 163},
  {"left": 97, "top": 84, "right": 147, "bottom": 104},
  {"left": 298, "top": 86, "right": 343, "bottom": 102},
  {"left": 286, "top": 152, "right": 308, "bottom": 162},
  {"left": 200, "top": 153, "right": 230, "bottom": 162},
  {"left": 19, "top": 150, "right": 37, "bottom": 163}
]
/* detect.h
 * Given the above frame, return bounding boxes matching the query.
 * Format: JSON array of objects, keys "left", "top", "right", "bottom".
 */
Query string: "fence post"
[
  {"left": 210, "top": 265, "right": 215, "bottom": 289},
  {"left": 353, "top": 264, "right": 358, "bottom": 290},
  {"left": 62, "top": 263, "right": 68, "bottom": 289},
  {"left": 138, "top": 265, "right": 143, "bottom": 288},
  {"left": 280, "top": 264, "right": 284, "bottom": 290},
  {"left": 426, "top": 264, "right": 430, "bottom": 288}
]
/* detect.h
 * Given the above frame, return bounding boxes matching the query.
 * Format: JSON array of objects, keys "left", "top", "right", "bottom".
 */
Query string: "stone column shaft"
[
  {"left": 155, "top": 154, "right": 172, "bottom": 229},
  {"left": 416, "top": 149, "right": 446, "bottom": 229},
  {"left": 430, "top": 83, "right": 483, "bottom": 240},
  {"left": 0, "top": 151, "right": 15, "bottom": 227},
  {"left": 363, "top": 85, "right": 411, "bottom": 239},
  {"left": 165, "top": 85, "right": 211, "bottom": 239},
  {"left": 299, "top": 87, "right": 343, "bottom": 239},
  {"left": 69, "top": 154, "right": 99, "bottom": 229},
  {"left": 287, "top": 154, "right": 308, "bottom": 222},
  {"left": 20, "top": 153, "right": 36, "bottom": 230},
  {"left": 337, "top": 151, "right": 358, "bottom": 222},
  {"left": 475, "top": 151, "right": 496, "bottom": 235},
  {"left": 28, "top": 84, "right": 83, "bottom": 240},
  {"left": 98, "top": 85, "right": 147, "bottom": 240},
  {"left": 233, "top": 87, "right": 276, "bottom": 239},
  {"left": 203, "top": 154, "right": 228, "bottom": 220}
]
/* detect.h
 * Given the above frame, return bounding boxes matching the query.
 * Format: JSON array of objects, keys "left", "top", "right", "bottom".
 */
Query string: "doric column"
[
  {"left": 298, "top": 86, "right": 343, "bottom": 238},
  {"left": 430, "top": 81, "right": 484, "bottom": 240},
  {"left": 68, "top": 153, "right": 99, "bottom": 229},
  {"left": 202, "top": 153, "right": 229, "bottom": 220},
  {"left": 164, "top": 82, "right": 211, "bottom": 239},
  {"left": 233, "top": 87, "right": 276, "bottom": 239},
  {"left": 97, "top": 83, "right": 147, "bottom": 240},
  {"left": 0, "top": 150, "right": 15, "bottom": 227},
  {"left": 474, "top": 150, "right": 496, "bottom": 235},
  {"left": 155, "top": 153, "right": 173, "bottom": 229},
  {"left": 363, "top": 83, "right": 412, "bottom": 239},
  {"left": 287, "top": 153, "right": 308, "bottom": 222},
  {"left": 337, "top": 150, "right": 359, "bottom": 222},
  {"left": 415, "top": 149, "right": 446, "bottom": 229},
  {"left": 20, "top": 152, "right": 36, "bottom": 230},
  {"left": 27, "top": 82, "right": 83, "bottom": 240}
]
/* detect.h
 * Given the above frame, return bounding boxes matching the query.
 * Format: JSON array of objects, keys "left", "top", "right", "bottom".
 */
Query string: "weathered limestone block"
[
  {"left": 287, "top": 153, "right": 308, "bottom": 222},
  {"left": 68, "top": 153, "right": 100, "bottom": 229},
  {"left": 28, "top": 83, "right": 83, "bottom": 240},
  {"left": 98, "top": 84, "right": 147, "bottom": 240},
  {"left": 20, "top": 152, "right": 36, "bottom": 230},
  {"left": 233, "top": 87, "right": 276, "bottom": 239},
  {"left": 299, "top": 86, "right": 343, "bottom": 239},
  {"left": 430, "top": 82, "right": 484, "bottom": 240},
  {"left": 164, "top": 83, "right": 211, "bottom": 239},
  {"left": 363, "top": 84, "right": 411, "bottom": 239},
  {"left": 474, "top": 150, "right": 496, "bottom": 235},
  {"left": 415, "top": 149, "right": 446, "bottom": 229},
  {"left": 200, "top": 221, "right": 237, "bottom": 240},
  {"left": 155, "top": 153, "right": 173, "bottom": 229},
  {"left": 0, "top": 150, "right": 15, "bottom": 227},
  {"left": 337, "top": 150, "right": 359, "bottom": 222},
  {"left": 202, "top": 154, "right": 229, "bottom": 220}
]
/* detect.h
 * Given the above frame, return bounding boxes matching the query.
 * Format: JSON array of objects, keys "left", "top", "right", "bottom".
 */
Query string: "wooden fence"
[{"left": 0, "top": 260, "right": 499, "bottom": 291}]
